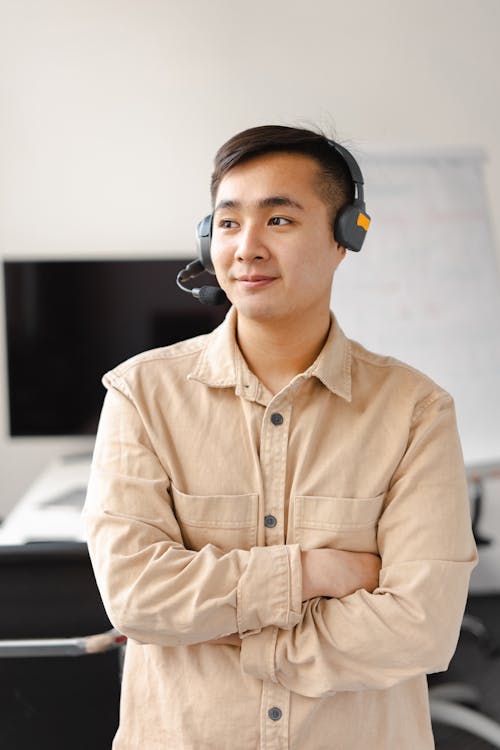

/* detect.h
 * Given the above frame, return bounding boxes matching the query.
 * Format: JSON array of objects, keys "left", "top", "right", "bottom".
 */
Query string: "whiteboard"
[{"left": 332, "top": 149, "right": 500, "bottom": 467}]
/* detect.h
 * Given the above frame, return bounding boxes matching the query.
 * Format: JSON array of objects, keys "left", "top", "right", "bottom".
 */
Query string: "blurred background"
[
  {"left": 1, "top": 2, "right": 500, "bottom": 748},
  {"left": 1, "top": 0, "right": 499, "bottom": 512}
]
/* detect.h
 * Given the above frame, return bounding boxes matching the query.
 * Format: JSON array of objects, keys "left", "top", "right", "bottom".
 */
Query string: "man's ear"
[
  {"left": 330, "top": 242, "right": 346, "bottom": 275},
  {"left": 334, "top": 243, "right": 347, "bottom": 264}
]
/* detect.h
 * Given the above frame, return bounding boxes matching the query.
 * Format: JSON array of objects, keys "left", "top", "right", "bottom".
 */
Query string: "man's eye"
[
  {"left": 219, "top": 219, "right": 238, "bottom": 229},
  {"left": 268, "top": 217, "right": 290, "bottom": 226}
]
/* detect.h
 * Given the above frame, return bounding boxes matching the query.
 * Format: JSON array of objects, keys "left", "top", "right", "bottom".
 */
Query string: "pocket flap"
[
  {"left": 295, "top": 494, "right": 385, "bottom": 530},
  {"left": 171, "top": 485, "right": 258, "bottom": 529}
]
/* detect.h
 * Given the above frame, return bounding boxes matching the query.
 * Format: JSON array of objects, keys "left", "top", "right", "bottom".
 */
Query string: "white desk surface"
[
  {"left": 0, "top": 455, "right": 91, "bottom": 545},
  {"left": 1, "top": 455, "right": 499, "bottom": 593}
]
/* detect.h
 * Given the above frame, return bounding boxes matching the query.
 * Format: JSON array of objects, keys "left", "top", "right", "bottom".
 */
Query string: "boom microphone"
[
  {"left": 196, "top": 286, "right": 227, "bottom": 305},
  {"left": 176, "top": 260, "right": 227, "bottom": 305}
]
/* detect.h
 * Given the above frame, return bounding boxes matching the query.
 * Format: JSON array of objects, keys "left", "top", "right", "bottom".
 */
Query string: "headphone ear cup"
[
  {"left": 196, "top": 214, "right": 215, "bottom": 274},
  {"left": 334, "top": 204, "right": 370, "bottom": 253}
]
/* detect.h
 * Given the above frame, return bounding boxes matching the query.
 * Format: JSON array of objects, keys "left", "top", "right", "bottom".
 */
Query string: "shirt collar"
[
  {"left": 188, "top": 307, "right": 352, "bottom": 403},
  {"left": 187, "top": 306, "right": 239, "bottom": 389},
  {"left": 305, "top": 315, "right": 352, "bottom": 402}
]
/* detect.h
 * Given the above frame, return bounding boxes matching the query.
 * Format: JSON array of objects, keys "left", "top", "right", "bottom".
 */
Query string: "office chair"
[
  {"left": 0, "top": 542, "right": 122, "bottom": 750},
  {"left": 429, "top": 475, "right": 500, "bottom": 748},
  {"left": 429, "top": 608, "right": 500, "bottom": 748}
]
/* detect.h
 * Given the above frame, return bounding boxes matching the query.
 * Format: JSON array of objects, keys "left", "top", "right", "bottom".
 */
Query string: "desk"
[
  {"left": 0, "top": 455, "right": 121, "bottom": 750},
  {"left": 467, "top": 463, "right": 500, "bottom": 594},
  {"left": 0, "top": 454, "right": 91, "bottom": 545}
]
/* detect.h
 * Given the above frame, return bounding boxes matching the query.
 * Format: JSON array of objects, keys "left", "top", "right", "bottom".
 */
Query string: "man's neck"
[{"left": 236, "top": 310, "right": 332, "bottom": 395}]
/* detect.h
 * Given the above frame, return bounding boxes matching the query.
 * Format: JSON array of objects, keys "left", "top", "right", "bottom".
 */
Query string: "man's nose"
[{"left": 235, "top": 225, "right": 269, "bottom": 263}]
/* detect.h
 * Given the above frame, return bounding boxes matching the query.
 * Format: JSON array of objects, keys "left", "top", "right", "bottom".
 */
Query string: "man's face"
[{"left": 210, "top": 151, "right": 346, "bottom": 326}]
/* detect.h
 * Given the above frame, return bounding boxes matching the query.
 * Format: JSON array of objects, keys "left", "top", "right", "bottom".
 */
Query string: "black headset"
[{"left": 177, "top": 139, "right": 370, "bottom": 304}]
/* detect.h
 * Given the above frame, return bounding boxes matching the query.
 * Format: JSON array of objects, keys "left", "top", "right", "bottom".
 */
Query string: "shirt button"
[
  {"left": 270, "top": 412, "right": 284, "bottom": 426},
  {"left": 264, "top": 515, "right": 277, "bottom": 528},
  {"left": 268, "top": 707, "right": 282, "bottom": 721}
]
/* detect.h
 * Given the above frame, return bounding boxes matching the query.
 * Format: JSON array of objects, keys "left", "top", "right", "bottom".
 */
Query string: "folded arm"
[
  {"left": 239, "top": 394, "right": 478, "bottom": 696},
  {"left": 83, "top": 385, "right": 303, "bottom": 647},
  {"left": 208, "top": 548, "right": 381, "bottom": 646}
]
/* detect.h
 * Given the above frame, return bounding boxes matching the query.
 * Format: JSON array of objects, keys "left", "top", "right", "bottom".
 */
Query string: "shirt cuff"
[
  {"left": 236, "top": 543, "right": 302, "bottom": 635},
  {"left": 240, "top": 626, "right": 279, "bottom": 682}
]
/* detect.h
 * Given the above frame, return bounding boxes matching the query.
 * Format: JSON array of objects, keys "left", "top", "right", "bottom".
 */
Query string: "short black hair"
[{"left": 210, "top": 125, "right": 354, "bottom": 224}]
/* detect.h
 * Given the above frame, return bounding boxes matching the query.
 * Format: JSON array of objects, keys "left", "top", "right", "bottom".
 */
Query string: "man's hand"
[
  {"left": 301, "top": 548, "right": 381, "bottom": 601},
  {"left": 203, "top": 548, "right": 380, "bottom": 645},
  {"left": 204, "top": 633, "right": 242, "bottom": 647}
]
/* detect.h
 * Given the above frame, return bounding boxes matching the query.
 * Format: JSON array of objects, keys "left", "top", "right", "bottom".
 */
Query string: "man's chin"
[{"left": 233, "top": 300, "right": 288, "bottom": 325}]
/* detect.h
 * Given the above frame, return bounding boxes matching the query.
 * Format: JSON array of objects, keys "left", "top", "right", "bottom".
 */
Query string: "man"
[{"left": 84, "top": 125, "right": 478, "bottom": 749}]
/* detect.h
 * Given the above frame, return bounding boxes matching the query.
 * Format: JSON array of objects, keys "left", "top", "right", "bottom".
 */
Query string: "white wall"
[{"left": 1, "top": 0, "right": 500, "bottom": 516}]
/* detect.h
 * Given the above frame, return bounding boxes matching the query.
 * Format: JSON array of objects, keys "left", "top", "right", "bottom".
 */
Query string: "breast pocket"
[
  {"left": 293, "top": 494, "right": 385, "bottom": 553},
  {"left": 170, "top": 485, "right": 259, "bottom": 553}
]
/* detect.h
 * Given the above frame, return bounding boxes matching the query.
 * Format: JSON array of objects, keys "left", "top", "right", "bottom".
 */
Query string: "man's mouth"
[{"left": 236, "top": 275, "right": 277, "bottom": 289}]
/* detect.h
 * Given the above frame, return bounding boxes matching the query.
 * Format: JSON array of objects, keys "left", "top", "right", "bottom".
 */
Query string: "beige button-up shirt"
[{"left": 83, "top": 308, "right": 478, "bottom": 750}]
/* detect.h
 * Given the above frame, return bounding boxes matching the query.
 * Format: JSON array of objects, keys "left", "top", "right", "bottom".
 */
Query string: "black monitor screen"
[{"left": 4, "top": 259, "right": 231, "bottom": 436}]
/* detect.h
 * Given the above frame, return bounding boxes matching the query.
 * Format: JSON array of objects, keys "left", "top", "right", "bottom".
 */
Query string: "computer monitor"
[{"left": 4, "top": 259, "right": 230, "bottom": 436}]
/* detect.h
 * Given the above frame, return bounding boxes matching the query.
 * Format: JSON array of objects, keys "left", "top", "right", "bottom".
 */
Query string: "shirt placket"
[{"left": 259, "top": 395, "right": 293, "bottom": 750}]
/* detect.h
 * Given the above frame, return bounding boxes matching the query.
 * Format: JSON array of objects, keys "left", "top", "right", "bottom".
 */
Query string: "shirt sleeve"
[
  {"left": 240, "top": 393, "right": 478, "bottom": 696},
  {"left": 83, "top": 383, "right": 302, "bottom": 647}
]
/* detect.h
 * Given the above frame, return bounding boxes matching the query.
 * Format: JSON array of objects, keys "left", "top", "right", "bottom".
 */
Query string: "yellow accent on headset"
[{"left": 357, "top": 213, "right": 370, "bottom": 232}]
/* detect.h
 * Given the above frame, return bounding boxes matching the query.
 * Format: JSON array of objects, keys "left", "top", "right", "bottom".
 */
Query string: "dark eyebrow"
[
  {"left": 258, "top": 195, "right": 304, "bottom": 210},
  {"left": 214, "top": 199, "right": 240, "bottom": 212},
  {"left": 214, "top": 195, "right": 304, "bottom": 213}
]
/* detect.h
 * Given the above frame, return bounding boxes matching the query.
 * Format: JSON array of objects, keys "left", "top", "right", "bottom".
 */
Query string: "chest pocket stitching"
[
  {"left": 171, "top": 485, "right": 258, "bottom": 529},
  {"left": 294, "top": 494, "right": 385, "bottom": 531},
  {"left": 298, "top": 519, "right": 380, "bottom": 530},
  {"left": 175, "top": 517, "right": 258, "bottom": 530}
]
